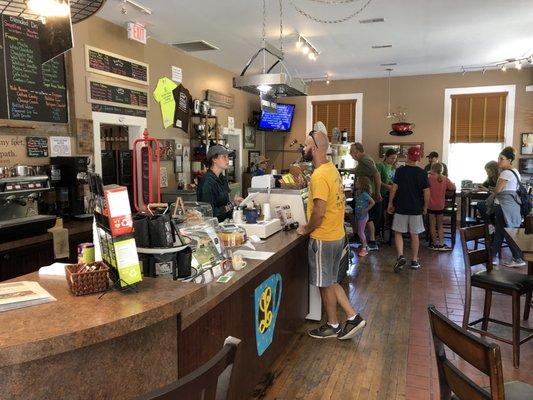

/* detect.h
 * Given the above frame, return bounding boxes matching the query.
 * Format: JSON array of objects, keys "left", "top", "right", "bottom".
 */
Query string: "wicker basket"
[{"left": 65, "top": 262, "right": 110, "bottom": 296}]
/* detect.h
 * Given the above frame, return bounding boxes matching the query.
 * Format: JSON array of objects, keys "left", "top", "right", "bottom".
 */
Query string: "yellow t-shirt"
[
  {"left": 153, "top": 77, "right": 178, "bottom": 128},
  {"left": 307, "top": 161, "right": 346, "bottom": 241}
]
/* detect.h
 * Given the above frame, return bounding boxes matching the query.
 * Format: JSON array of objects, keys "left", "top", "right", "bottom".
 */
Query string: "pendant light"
[{"left": 385, "top": 68, "right": 393, "bottom": 118}]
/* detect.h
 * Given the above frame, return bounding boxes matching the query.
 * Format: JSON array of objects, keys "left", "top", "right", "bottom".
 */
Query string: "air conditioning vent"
[
  {"left": 359, "top": 18, "right": 385, "bottom": 24},
  {"left": 372, "top": 45, "right": 392, "bottom": 49},
  {"left": 380, "top": 62, "right": 398, "bottom": 66},
  {"left": 171, "top": 40, "right": 219, "bottom": 52}
]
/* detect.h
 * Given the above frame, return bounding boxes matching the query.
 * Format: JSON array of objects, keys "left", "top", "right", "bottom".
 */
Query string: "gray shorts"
[
  {"left": 308, "top": 238, "right": 344, "bottom": 288},
  {"left": 392, "top": 213, "right": 425, "bottom": 234}
]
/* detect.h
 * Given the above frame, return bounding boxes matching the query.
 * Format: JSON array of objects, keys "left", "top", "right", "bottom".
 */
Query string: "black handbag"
[{"left": 148, "top": 213, "right": 175, "bottom": 248}]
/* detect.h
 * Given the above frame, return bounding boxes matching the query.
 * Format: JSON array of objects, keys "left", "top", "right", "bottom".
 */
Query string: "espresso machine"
[
  {"left": 0, "top": 173, "right": 56, "bottom": 242},
  {"left": 49, "top": 156, "right": 92, "bottom": 218}
]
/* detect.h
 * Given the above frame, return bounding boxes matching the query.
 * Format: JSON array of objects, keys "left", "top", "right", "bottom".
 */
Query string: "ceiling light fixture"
[
  {"left": 515, "top": 60, "right": 522, "bottom": 70},
  {"left": 27, "top": 0, "right": 70, "bottom": 19},
  {"left": 461, "top": 54, "right": 532, "bottom": 74},
  {"left": 326, "top": 74, "right": 330, "bottom": 84},
  {"left": 122, "top": 0, "right": 152, "bottom": 15},
  {"left": 257, "top": 84, "right": 272, "bottom": 93},
  {"left": 296, "top": 34, "right": 319, "bottom": 61},
  {"left": 502, "top": 64, "right": 507, "bottom": 72},
  {"left": 359, "top": 17, "right": 385, "bottom": 24}
]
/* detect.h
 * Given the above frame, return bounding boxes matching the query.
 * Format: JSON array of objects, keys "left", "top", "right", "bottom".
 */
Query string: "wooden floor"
[{"left": 253, "top": 237, "right": 533, "bottom": 400}]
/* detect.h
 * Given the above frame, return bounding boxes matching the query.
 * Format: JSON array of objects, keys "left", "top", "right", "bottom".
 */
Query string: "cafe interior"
[{"left": 0, "top": 1, "right": 532, "bottom": 399}]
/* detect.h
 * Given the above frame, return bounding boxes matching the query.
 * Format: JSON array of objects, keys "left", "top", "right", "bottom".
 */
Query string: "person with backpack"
[{"left": 491, "top": 146, "right": 525, "bottom": 267}]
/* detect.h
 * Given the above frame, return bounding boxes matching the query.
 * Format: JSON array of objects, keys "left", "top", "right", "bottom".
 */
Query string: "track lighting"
[
  {"left": 295, "top": 34, "right": 319, "bottom": 62},
  {"left": 515, "top": 60, "right": 522, "bottom": 70}
]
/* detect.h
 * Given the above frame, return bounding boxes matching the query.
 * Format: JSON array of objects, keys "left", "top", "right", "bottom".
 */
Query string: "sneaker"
[
  {"left": 357, "top": 247, "right": 368, "bottom": 257},
  {"left": 338, "top": 315, "right": 367, "bottom": 340},
  {"left": 504, "top": 258, "right": 526, "bottom": 268},
  {"left": 308, "top": 323, "right": 342, "bottom": 339},
  {"left": 393, "top": 255, "right": 406, "bottom": 273},
  {"left": 428, "top": 244, "right": 440, "bottom": 251},
  {"left": 410, "top": 260, "right": 421, "bottom": 269},
  {"left": 368, "top": 241, "right": 379, "bottom": 251},
  {"left": 438, "top": 245, "right": 453, "bottom": 252}
]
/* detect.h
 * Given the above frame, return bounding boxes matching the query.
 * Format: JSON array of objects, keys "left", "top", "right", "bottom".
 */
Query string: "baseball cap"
[
  {"left": 206, "top": 145, "right": 232, "bottom": 160},
  {"left": 426, "top": 151, "right": 439, "bottom": 159},
  {"left": 408, "top": 146, "right": 422, "bottom": 161}
]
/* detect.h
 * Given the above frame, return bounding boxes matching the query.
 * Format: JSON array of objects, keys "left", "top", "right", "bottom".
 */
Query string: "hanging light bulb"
[
  {"left": 501, "top": 64, "right": 507, "bottom": 72},
  {"left": 515, "top": 60, "right": 522, "bottom": 70},
  {"left": 309, "top": 52, "right": 317, "bottom": 61},
  {"left": 325, "top": 74, "right": 330, "bottom": 84},
  {"left": 27, "top": 0, "right": 70, "bottom": 18},
  {"left": 302, "top": 45, "right": 310, "bottom": 55}
]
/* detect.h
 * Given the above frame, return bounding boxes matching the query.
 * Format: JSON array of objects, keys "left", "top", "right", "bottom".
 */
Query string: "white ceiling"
[{"left": 97, "top": 0, "right": 533, "bottom": 80}]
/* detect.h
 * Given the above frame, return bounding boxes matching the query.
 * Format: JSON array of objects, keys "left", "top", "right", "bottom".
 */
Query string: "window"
[
  {"left": 312, "top": 100, "right": 356, "bottom": 141},
  {"left": 450, "top": 92, "right": 507, "bottom": 143},
  {"left": 448, "top": 142, "right": 503, "bottom": 185}
]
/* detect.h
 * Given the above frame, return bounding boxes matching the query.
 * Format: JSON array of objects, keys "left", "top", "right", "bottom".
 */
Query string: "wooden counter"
[
  {"left": 178, "top": 230, "right": 309, "bottom": 400},
  {"left": 0, "top": 273, "right": 206, "bottom": 400}
]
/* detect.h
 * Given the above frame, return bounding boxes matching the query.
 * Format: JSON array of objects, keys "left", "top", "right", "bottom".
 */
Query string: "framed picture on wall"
[
  {"left": 519, "top": 158, "right": 533, "bottom": 175},
  {"left": 244, "top": 124, "right": 256, "bottom": 149},
  {"left": 248, "top": 150, "right": 261, "bottom": 169},
  {"left": 520, "top": 133, "right": 533, "bottom": 155}
]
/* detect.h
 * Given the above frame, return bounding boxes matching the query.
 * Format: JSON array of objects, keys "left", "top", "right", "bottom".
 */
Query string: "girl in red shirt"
[{"left": 428, "top": 163, "right": 456, "bottom": 251}]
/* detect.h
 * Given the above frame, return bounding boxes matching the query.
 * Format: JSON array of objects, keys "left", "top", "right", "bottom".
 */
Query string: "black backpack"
[{"left": 509, "top": 169, "right": 531, "bottom": 217}]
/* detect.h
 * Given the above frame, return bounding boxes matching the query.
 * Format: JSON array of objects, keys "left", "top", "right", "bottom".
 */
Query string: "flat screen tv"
[{"left": 258, "top": 103, "right": 295, "bottom": 132}]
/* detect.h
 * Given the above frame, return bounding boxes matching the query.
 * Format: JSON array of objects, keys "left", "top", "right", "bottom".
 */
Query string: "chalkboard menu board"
[
  {"left": 91, "top": 104, "right": 147, "bottom": 118},
  {"left": 87, "top": 79, "right": 148, "bottom": 110},
  {"left": 85, "top": 45, "right": 149, "bottom": 85},
  {"left": 0, "top": 15, "right": 68, "bottom": 123},
  {"left": 26, "top": 136, "right": 49, "bottom": 157}
]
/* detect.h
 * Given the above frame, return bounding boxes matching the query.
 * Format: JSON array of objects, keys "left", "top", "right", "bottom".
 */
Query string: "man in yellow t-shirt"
[
  {"left": 153, "top": 77, "right": 177, "bottom": 128},
  {"left": 297, "top": 129, "right": 366, "bottom": 340}
]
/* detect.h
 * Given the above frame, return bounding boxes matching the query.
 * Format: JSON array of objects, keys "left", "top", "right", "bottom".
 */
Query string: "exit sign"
[{"left": 127, "top": 22, "right": 147, "bottom": 44}]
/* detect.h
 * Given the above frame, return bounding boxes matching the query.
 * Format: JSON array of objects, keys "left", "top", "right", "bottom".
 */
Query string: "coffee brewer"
[
  {"left": 49, "top": 156, "right": 92, "bottom": 218},
  {"left": 0, "top": 173, "right": 56, "bottom": 242}
]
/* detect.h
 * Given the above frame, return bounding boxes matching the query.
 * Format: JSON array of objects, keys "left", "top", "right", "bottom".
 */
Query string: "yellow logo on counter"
[{"left": 258, "top": 286, "right": 273, "bottom": 333}]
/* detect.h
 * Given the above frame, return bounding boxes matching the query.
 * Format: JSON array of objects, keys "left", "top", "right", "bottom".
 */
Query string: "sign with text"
[
  {"left": 50, "top": 136, "right": 71, "bottom": 157},
  {"left": 127, "top": 22, "right": 147, "bottom": 45},
  {"left": 87, "top": 78, "right": 149, "bottom": 110},
  {"left": 26, "top": 136, "right": 48, "bottom": 157},
  {"left": 85, "top": 45, "right": 149, "bottom": 85}
]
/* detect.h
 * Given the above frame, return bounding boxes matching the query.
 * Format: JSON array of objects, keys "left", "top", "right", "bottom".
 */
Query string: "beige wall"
[
  {"left": 68, "top": 17, "right": 259, "bottom": 189},
  {"left": 267, "top": 69, "right": 533, "bottom": 170}
]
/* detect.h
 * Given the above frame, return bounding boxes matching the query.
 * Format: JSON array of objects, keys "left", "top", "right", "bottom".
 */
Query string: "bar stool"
[
  {"left": 459, "top": 225, "right": 533, "bottom": 368},
  {"left": 442, "top": 189, "right": 458, "bottom": 248}
]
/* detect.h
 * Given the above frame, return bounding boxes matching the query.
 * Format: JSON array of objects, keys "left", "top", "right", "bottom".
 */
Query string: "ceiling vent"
[
  {"left": 359, "top": 18, "right": 385, "bottom": 24},
  {"left": 171, "top": 40, "right": 219, "bottom": 52},
  {"left": 372, "top": 45, "right": 392, "bottom": 49},
  {"left": 380, "top": 62, "right": 398, "bottom": 66}
]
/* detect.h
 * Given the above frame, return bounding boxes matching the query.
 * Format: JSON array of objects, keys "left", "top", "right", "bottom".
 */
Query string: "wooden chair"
[
  {"left": 428, "top": 305, "right": 533, "bottom": 399},
  {"left": 459, "top": 225, "right": 533, "bottom": 368},
  {"left": 443, "top": 189, "right": 458, "bottom": 248},
  {"left": 136, "top": 336, "right": 240, "bottom": 400}
]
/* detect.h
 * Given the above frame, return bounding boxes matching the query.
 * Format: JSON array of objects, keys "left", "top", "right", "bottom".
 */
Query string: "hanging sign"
[
  {"left": 254, "top": 273, "right": 282, "bottom": 356},
  {"left": 127, "top": 22, "right": 147, "bottom": 44}
]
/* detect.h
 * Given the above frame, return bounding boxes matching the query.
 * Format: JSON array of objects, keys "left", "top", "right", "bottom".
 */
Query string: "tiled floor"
[{"left": 258, "top": 236, "right": 533, "bottom": 399}]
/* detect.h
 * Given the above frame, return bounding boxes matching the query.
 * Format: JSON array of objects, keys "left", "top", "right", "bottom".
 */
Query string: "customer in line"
[
  {"left": 350, "top": 143, "right": 382, "bottom": 250},
  {"left": 427, "top": 163, "right": 456, "bottom": 251},
  {"left": 352, "top": 176, "right": 375, "bottom": 257},
  {"left": 474, "top": 160, "right": 499, "bottom": 222},
  {"left": 387, "top": 147, "right": 430, "bottom": 272},
  {"left": 298, "top": 130, "right": 366, "bottom": 339},
  {"left": 490, "top": 147, "right": 525, "bottom": 267},
  {"left": 376, "top": 149, "right": 398, "bottom": 197},
  {"left": 424, "top": 151, "right": 448, "bottom": 176},
  {"left": 253, "top": 155, "right": 270, "bottom": 176},
  {"left": 197, "top": 145, "right": 243, "bottom": 222}
]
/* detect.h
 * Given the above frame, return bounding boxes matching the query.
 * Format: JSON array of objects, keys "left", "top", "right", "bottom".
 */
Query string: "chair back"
[
  {"left": 459, "top": 225, "right": 494, "bottom": 274},
  {"left": 428, "top": 306, "right": 505, "bottom": 400},
  {"left": 445, "top": 190, "right": 457, "bottom": 212},
  {"left": 137, "top": 336, "right": 241, "bottom": 400}
]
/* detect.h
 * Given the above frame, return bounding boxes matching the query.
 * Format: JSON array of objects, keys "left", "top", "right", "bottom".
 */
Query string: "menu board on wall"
[
  {"left": 87, "top": 78, "right": 149, "bottom": 110},
  {"left": 1, "top": 15, "right": 68, "bottom": 123},
  {"left": 26, "top": 136, "right": 49, "bottom": 157},
  {"left": 85, "top": 45, "right": 149, "bottom": 85},
  {"left": 91, "top": 103, "right": 147, "bottom": 118}
]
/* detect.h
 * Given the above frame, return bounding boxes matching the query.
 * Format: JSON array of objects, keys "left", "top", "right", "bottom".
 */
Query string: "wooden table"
[{"left": 458, "top": 190, "right": 490, "bottom": 227}]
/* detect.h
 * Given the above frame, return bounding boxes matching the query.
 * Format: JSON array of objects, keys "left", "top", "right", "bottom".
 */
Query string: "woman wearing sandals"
[{"left": 427, "top": 163, "right": 456, "bottom": 251}]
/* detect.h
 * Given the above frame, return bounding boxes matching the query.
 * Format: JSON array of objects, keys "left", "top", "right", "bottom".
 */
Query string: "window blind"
[
  {"left": 312, "top": 100, "right": 356, "bottom": 142},
  {"left": 450, "top": 92, "right": 506, "bottom": 143}
]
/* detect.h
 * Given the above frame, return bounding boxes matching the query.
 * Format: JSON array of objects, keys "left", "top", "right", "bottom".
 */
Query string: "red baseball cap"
[{"left": 407, "top": 146, "right": 422, "bottom": 161}]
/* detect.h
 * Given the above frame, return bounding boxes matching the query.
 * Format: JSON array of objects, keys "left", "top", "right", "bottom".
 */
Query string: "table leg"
[{"left": 461, "top": 195, "right": 467, "bottom": 228}]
